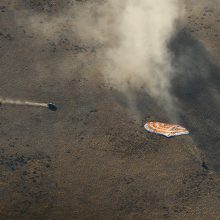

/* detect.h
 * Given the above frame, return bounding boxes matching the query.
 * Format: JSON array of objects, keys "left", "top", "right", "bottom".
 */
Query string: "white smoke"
[
  {"left": 75, "top": 0, "right": 184, "bottom": 120},
  {"left": 0, "top": 98, "right": 47, "bottom": 108},
  {"left": 15, "top": 0, "right": 184, "bottom": 120}
]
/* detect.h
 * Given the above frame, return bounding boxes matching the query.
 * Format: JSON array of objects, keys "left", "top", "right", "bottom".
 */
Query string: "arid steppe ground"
[{"left": 0, "top": 0, "right": 220, "bottom": 219}]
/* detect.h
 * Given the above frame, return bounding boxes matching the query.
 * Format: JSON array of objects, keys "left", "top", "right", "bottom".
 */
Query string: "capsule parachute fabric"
[{"left": 144, "top": 122, "right": 189, "bottom": 138}]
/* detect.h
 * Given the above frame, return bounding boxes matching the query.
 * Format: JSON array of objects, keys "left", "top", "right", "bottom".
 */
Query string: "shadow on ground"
[
  {"left": 170, "top": 29, "right": 220, "bottom": 171},
  {"left": 112, "top": 28, "right": 220, "bottom": 172}
]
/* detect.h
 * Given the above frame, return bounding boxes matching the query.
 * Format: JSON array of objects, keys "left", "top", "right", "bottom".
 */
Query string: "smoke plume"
[
  {"left": 16, "top": 0, "right": 184, "bottom": 120},
  {"left": 0, "top": 98, "right": 47, "bottom": 108},
  {"left": 110, "top": 0, "right": 180, "bottom": 118},
  {"left": 76, "top": 0, "right": 183, "bottom": 120}
]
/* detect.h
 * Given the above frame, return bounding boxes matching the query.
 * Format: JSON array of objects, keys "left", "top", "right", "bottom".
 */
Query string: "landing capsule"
[{"left": 47, "top": 103, "right": 57, "bottom": 111}]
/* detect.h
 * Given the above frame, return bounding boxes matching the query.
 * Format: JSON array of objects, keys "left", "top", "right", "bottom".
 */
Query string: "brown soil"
[{"left": 0, "top": 1, "right": 220, "bottom": 219}]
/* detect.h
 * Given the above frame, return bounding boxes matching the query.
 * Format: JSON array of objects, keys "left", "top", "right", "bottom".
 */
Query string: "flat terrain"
[{"left": 0, "top": 0, "right": 220, "bottom": 219}]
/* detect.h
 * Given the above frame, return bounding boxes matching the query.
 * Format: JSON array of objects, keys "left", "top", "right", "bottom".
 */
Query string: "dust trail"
[
  {"left": 14, "top": 0, "right": 184, "bottom": 122},
  {"left": 0, "top": 98, "right": 48, "bottom": 108},
  {"left": 187, "top": 143, "right": 204, "bottom": 163},
  {"left": 74, "top": 0, "right": 185, "bottom": 121},
  {"left": 15, "top": 0, "right": 184, "bottom": 120}
]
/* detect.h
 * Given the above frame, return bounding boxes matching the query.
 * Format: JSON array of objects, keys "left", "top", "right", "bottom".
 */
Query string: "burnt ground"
[{"left": 0, "top": 0, "right": 220, "bottom": 219}]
